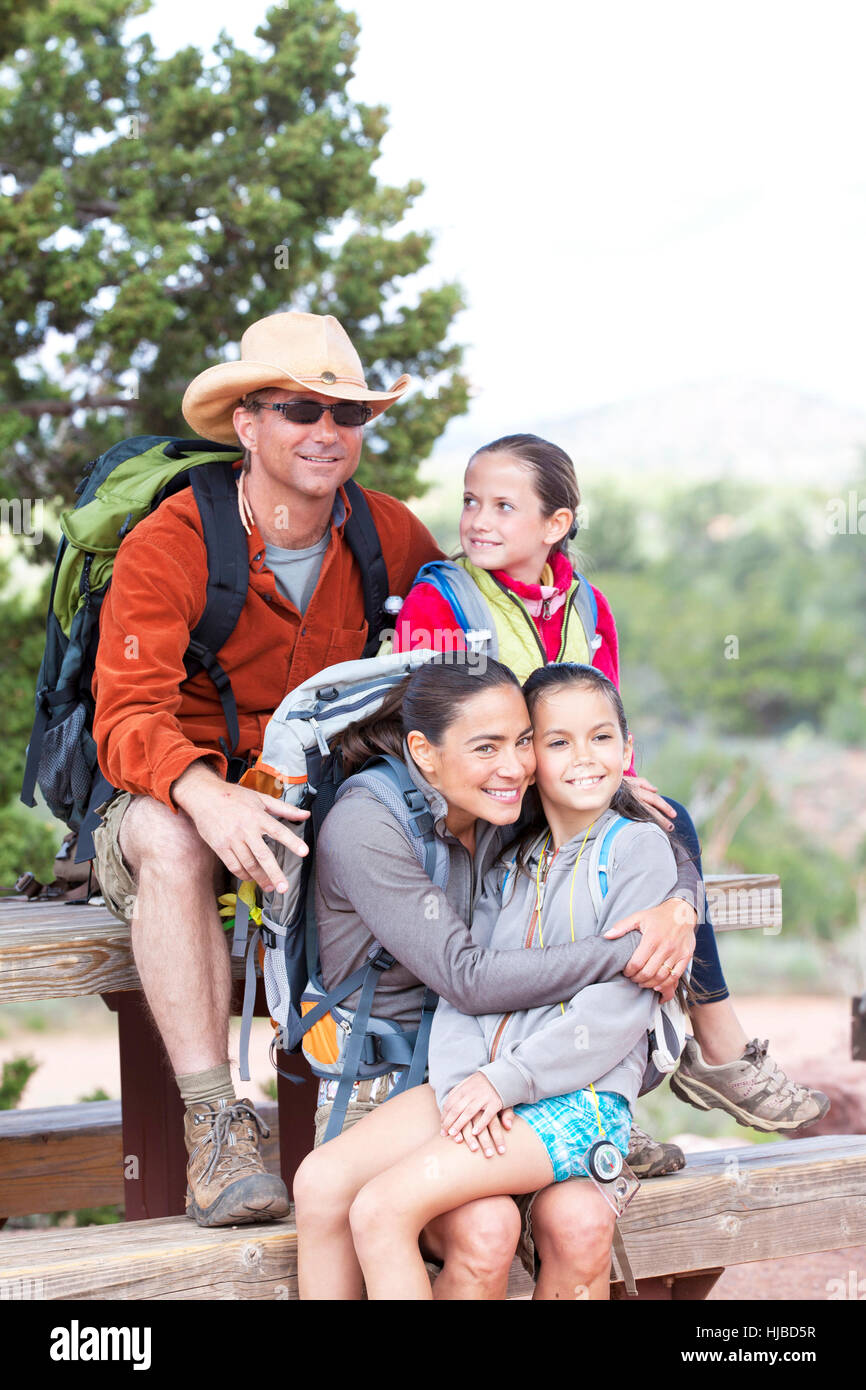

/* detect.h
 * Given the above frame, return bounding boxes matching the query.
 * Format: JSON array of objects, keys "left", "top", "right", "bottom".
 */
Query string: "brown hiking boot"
[
  {"left": 670, "top": 1037, "right": 831, "bottom": 1132},
  {"left": 184, "top": 1097, "right": 290, "bottom": 1227},
  {"left": 626, "top": 1123, "right": 686, "bottom": 1179}
]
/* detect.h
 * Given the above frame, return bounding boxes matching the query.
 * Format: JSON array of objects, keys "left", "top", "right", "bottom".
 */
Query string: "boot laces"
[
  {"left": 193, "top": 1101, "right": 270, "bottom": 1183},
  {"left": 742, "top": 1039, "right": 808, "bottom": 1104}
]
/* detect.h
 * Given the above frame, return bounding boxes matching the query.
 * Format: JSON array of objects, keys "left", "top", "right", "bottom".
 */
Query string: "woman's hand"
[
  {"left": 627, "top": 775, "right": 677, "bottom": 826},
  {"left": 440, "top": 1073, "right": 508, "bottom": 1157},
  {"left": 603, "top": 898, "right": 696, "bottom": 991}
]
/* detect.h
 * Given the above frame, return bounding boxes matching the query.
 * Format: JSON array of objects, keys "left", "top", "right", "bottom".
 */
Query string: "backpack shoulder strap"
[
  {"left": 343, "top": 479, "right": 389, "bottom": 659},
  {"left": 337, "top": 752, "right": 450, "bottom": 891},
  {"left": 185, "top": 460, "right": 249, "bottom": 758},
  {"left": 411, "top": 560, "right": 498, "bottom": 655},
  {"left": 572, "top": 570, "right": 601, "bottom": 656},
  {"left": 587, "top": 814, "right": 631, "bottom": 917}
]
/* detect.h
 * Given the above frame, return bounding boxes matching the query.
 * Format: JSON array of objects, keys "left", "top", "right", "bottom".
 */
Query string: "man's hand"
[
  {"left": 627, "top": 775, "right": 676, "bottom": 827},
  {"left": 603, "top": 898, "right": 696, "bottom": 992},
  {"left": 172, "top": 761, "right": 309, "bottom": 893},
  {"left": 440, "top": 1073, "right": 508, "bottom": 1157}
]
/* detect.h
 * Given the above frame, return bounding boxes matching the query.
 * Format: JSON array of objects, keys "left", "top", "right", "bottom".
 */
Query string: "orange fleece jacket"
[{"left": 92, "top": 482, "right": 442, "bottom": 807}]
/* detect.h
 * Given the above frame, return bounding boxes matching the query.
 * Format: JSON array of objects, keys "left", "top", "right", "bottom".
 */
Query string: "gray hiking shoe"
[
  {"left": 184, "top": 1097, "right": 289, "bottom": 1227},
  {"left": 670, "top": 1037, "right": 830, "bottom": 1133},
  {"left": 626, "top": 1124, "right": 685, "bottom": 1178}
]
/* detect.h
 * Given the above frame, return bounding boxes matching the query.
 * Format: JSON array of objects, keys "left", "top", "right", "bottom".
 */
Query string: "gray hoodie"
[
  {"left": 315, "top": 752, "right": 698, "bottom": 1030},
  {"left": 428, "top": 808, "right": 678, "bottom": 1111}
]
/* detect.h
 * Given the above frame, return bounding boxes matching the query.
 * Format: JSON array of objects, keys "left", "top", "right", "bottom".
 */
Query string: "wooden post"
[
  {"left": 276, "top": 1052, "right": 317, "bottom": 1195},
  {"left": 101, "top": 990, "right": 187, "bottom": 1221}
]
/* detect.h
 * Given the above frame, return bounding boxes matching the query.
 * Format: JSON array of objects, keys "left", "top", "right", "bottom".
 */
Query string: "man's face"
[{"left": 233, "top": 388, "right": 365, "bottom": 501}]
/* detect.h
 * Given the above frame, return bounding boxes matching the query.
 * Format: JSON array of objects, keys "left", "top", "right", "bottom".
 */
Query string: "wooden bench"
[
  {"left": 0, "top": 1101, "right": 280, "bottom": 1221},
  {"left": 0, "top": 899, "right": 312, "bottom": 1219},
  {"left": 0, "top": 877, "right": 780, "bottom": 1222},
  {"left": 2, "top": 874, "right": 822, "bottom": 1301},
  {"left": 2, "top": 1136, "right": 864, "bottom": 1300}
]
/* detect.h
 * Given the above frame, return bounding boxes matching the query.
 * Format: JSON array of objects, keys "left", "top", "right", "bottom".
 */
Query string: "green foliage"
[
  {"left": 574, "top": 471, "right": 864, "bottom": 944},
  {"left": 0, "top": 560, "right": 52, "bottom": 807},
  {"left": 0, "top": 1054, "right": 38, "bottom": 1108},
  {"left": 0, "top": 802, "right": 59, "bottom": 884},
  {"left": 585, "top": 477, "right": 866, "bottom": 740},
  {"left": 78, "top": 1087, "right": 112, "bottom": 1102},
  {"left": 69, "top": 1203, "right": 123, "bottom": 1226},
  {"left": 641, "top": 734, "right": 857, "bottom": 940},
  {"left": 0, "top": 0, "right": 468, "bottom": 501}
]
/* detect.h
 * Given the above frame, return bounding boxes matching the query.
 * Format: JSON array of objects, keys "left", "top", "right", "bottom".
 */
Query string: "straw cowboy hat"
[{"left": 182, "top": 311, "right": 411, "bottom": 444}]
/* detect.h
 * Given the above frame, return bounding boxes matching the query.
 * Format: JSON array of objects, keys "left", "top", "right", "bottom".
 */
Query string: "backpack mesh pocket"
[
  {"left": 262, "top": 936, "right": 292, "bottom": 1035},
  {"left": 38, "top": 704, "right": 92, "bottom": 817}
]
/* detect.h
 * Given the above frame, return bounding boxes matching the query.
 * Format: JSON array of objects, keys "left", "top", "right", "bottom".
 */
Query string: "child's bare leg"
[
  {"left": 294, "top": 1084, "right": 444, "bottom": 1299},
  {"left": 528, "top": 1179, "right": 617, "bottom": 1300},
  {"left": 688, "top": 997, "right": 748, "bottom": 1064},
  {"left": 423, "top": 1199, "right": 522, "bottom": 1300},
  {"left": 349, "top": 1115, "right": 555, "bottom": 1301}
]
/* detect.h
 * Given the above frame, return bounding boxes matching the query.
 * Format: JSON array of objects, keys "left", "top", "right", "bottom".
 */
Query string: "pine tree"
[{"left": 0, "top": 0, "right": 468, "bottom": 500}]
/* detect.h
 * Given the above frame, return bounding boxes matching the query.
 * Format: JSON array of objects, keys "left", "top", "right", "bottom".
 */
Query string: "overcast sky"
[{"left": 134, "top": 0, "right": 866, "bottom": 431}]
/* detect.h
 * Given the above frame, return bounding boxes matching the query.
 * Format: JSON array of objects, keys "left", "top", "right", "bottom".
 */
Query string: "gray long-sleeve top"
[
  {"left": 428, "top": 808, "right": 678, "bottom": 1112},
  {"left": 315, "top": 752, "right": 700, "bottom": 1028}
]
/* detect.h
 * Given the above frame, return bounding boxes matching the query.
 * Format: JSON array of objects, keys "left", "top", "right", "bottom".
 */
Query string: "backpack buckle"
[
  {"left": 402, "top": 788, "right": 434, "bottom": 834},
  {"left": 367, "top": 944, "right": 396, "bottom": 972}
]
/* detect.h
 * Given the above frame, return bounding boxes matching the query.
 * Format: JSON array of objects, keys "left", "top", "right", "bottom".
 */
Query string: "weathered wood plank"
[
  {"left": 0, "top": 902, "right": 246, "bottom": 1003},
  {"left": 0, "top": 1101, "right": 280, "bottom": 1219},
  {"left": 618, "top": 1134, "right": 866, "bottom": 1277},
  {"left": 0, "top": 873, "right": 783, "bottom": 1005},
  {"left": 2, "top": 1136, "right": 863, "bottom": 1299},
  {"left": 704, "top": 874, "right": 781, "bottom": 932},
  {"left": 0, "top": 1214, "right": 299, "bottom": 1301}
]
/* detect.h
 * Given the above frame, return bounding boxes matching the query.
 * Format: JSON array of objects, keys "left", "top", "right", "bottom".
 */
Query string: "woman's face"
[
  {"left": 460, "top": 452, "right": 566, "bottom": 585},
  {"left": 531, "top": 685, "right": 633, "bottom": 837},
  {"left": 408, "top": 684, "right": 536, "bottom": 833}
]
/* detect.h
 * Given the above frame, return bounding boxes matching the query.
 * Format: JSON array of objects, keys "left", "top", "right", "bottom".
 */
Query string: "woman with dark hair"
[{"left": 294, "top": 654, "right": 701, "bottom": 1299}]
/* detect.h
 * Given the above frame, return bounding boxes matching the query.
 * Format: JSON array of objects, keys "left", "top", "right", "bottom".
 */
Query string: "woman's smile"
[{"left": 480, "top": 785, "right": 521, "bottom": 802}]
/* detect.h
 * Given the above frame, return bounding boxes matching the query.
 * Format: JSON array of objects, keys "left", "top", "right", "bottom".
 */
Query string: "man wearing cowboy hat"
[{"left": 91, "top": 312, "right": 443, "bottom": 1230}]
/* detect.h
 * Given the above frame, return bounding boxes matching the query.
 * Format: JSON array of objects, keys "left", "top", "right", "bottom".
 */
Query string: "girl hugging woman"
[{"left": 296, "top": 662, "right": 681, "bottom": 1300}]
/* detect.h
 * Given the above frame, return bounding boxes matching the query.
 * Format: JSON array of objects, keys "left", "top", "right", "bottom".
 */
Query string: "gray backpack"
[{"left": 235, "top": 650, "right": 449, "bottom": 1140}]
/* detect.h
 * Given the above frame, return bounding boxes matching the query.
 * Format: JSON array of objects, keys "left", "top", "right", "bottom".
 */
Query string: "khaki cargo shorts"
[
  {"left": 313, "top": 1084, "right": 538, "bottom": 1280},
  {"left": 91, "top": 791, "right": 138, "bottom": 925},
  {"left": 92, "top": 790, "right": 231, "bottom": 926}
]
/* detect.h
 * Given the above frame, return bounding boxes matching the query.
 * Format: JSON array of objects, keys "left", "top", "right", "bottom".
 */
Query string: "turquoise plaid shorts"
[{"left": 514, "top": 1089, "right": 632, "bottom": 1184}]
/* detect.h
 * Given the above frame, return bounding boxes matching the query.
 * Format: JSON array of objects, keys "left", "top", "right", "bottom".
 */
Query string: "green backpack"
[{"left": 21, "top": 435, "right": 391, "bottom": 861}]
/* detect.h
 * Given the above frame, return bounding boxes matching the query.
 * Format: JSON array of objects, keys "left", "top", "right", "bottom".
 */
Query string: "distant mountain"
[{"left": 415, "top": 380, "right": 866, "bottom": 504}]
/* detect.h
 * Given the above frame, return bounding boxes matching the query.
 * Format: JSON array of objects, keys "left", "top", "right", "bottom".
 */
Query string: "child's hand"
[
  {"left": 627, "top": 775, "right": 677, "bottom": 826},
  {"left": 440, "top": 1073, "right": 507, "bottom": 1157}
]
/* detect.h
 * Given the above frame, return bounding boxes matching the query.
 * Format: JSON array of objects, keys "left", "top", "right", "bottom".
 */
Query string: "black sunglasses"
[{"left": 253, "top": 400, "right": 373, "bottom": 427}]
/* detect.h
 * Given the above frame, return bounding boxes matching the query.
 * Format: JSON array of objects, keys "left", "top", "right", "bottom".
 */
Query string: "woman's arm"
[{"left": 317, "top": 789, "right": 638, "bottom": 1013}]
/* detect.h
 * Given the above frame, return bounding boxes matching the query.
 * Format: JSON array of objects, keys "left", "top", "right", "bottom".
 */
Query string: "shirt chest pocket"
[{"left": 324, "top": 622, "right": 369, "bottom": 665}]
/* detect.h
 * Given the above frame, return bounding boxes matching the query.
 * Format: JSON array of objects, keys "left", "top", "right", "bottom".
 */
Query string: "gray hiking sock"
[{"left": 176, "top": 1062, "right": 236, "bottom": 1110}]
